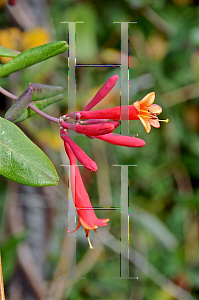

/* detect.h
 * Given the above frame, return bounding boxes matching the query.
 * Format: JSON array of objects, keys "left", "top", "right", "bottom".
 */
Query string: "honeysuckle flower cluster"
[
  {"left": 1, "top": 73, "right": 167, "bottom": 249},
  {"left": 59, "top": 75, "right": 168, "bottom": 248}
]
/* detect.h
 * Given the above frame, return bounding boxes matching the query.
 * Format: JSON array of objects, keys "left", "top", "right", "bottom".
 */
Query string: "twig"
[
  {"left": 0, "top": 86, "right": 18, "bottom": 100},
  {"left": 28, "top": 103, "right": 59, "bottom": 123}
]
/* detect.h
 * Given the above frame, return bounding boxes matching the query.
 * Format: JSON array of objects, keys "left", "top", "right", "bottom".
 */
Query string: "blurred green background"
[{"left": 0, "top": 0, "right": 198, "bottom": 299}]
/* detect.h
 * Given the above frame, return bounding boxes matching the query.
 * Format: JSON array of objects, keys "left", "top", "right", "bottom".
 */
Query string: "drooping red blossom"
[
  {"left": 83, "top": 75, "right": 118, "bottom": 111},
  {"left": 61, "top": 120, "right": 119, "bottom": 136},
  {"left": 60, "top": 129, "right": 97, "bottom": 171},
  {"left": 64, "top": 141, "right": 109, "bottom": 248},
  {"left": 96, "top": 133, "right": 146, "bottom": 147}
]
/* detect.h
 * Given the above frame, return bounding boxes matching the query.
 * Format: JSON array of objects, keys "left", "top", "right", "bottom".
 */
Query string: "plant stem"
[
  {"left": 0, "top": 86, "right": 17, "bottom": 100},
  {"left": 28, "top": 103, "right": 59, "bottom": 123}
]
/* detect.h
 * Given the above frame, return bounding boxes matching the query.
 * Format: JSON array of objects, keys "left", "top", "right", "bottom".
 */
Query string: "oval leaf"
[
  {"left": 14, "top": 93, "right": 64, "bottom": 123},
  {"left": 30, "top": 83, "right": 64, "bottom": 101},
  {"left": 0, "top": 41, "right": 68, "bottom": 77},
  {"left": 0, "top": 117, "right": 59, "bottom": 186},
  {"left": 0, "top": 46, "right": 21, "bottom": 58},
  {"left": 5, "top": 86, "right": 33, "bottom": 122}
]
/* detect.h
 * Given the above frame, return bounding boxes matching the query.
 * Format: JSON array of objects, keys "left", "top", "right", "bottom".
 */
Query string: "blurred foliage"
[
  {"left": 1, "top": 232, "right": 27, "bottom": 284},
  {"left": 0, "top": 27, "right": 50, "bottom": 63},
  {"left": 0, "top": 0, "right": 199, "bottom": 299}
]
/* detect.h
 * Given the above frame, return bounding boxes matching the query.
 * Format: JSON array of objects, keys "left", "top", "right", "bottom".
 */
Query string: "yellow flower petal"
[
  {"left": 138, "top": 116, "right": 151, "bottom": 133},
  {"left": 148, "top": 104, "right": 162, "bottom": 114},
  {"left": 150, "top": 119, "right": 160, "bottom": 128},
  {"left": 140, "top": 92, "right": 155, "bottom": 107},
  {"left": 133, "top": 100, "right": 140, "bottom": 111},
  {"left": 80, "top": 217, "right": 98, "bottom": 230}
]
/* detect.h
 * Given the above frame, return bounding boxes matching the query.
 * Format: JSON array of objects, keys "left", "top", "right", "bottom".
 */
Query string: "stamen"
[
  {"left": 150, "top": 116, "right": 158, "bottom": 120},
  {"left": 139, "top": 109, "right": 148, "bottom": 113},
  {"left": 139, "top": 114, "right": 156, "bottom": 119},
  {"left": 87, "top": 237, "right": 94, "bottom": 249},
  {"left": 159, "top": 118, "right": 169, "bottom": 123},
  {"left": 149, "top": 112, "right": 158, "bottom": 118}
]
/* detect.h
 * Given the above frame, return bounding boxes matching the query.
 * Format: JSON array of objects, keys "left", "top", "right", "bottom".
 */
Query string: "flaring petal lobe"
[
  {"left": 149, "top": 119, "right": 160, "bottom": 128},
  {"left": 133, "top": 101, "right": 140, "bottom": 111},
  {"left": 138, "top": 116, "right": 151, "bottom": 133},
  {"left": 148, "top": 104, "right": 162, "bottom": 114},
  {"left": 140, "top": 92, "right": 155, "bottom": 107}
]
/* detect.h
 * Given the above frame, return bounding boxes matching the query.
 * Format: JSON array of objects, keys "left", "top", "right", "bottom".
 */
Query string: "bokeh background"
[{"left": 0, "top": 0, "right": 199, "bottom": 299}]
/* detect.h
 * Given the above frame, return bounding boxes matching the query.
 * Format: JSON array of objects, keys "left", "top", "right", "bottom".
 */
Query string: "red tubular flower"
[
  {"left": 61, "top": 120, "right": 118, "bottom": 136},
  {"left": 96, "top": 133, "right": 145, "bottom": 147},
  {"left": 106, "top": 120, "right": 120, "bottom": 128},
  {"left": 67, "top": 105, "right": 137, "bottom": 120},
  {"left": 64, "top": 141, "right": 109, "bottom": 248},
  {"left": 67, "top": 92, "right": 168, "bottom": 133},
  {"left": 83, "top": 75, "right": 118, "bottom": 111},
  {"left": 60, "top": 129, "right": 97, "bottom": 171}
]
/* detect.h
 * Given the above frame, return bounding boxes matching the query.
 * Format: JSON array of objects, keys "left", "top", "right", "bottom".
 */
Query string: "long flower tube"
[
  {"left": 95, "top": 133, "right": 146, "bottom": 147},
  {"left": 60, "top": 120, "right": 119, "bottom": 136},
  {"left": 83, "top": 75, "right": 118, "bottom": 111},
  {"left": 67, "top": 105, "right": 137, "bottom": 120},
  {"left": 60, "top": 129, "right": 97, "bottom": 171},
  {"left": 64, "top": 140, "right": 109, "bottom": 249}
]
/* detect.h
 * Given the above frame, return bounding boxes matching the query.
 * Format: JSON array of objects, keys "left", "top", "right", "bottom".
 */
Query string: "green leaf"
[
  {"left": 0, "top": 46, "right": 21, "bottom": 58},
  {"left": 0, "top": 41, "right": 68, "bottom": 77},
  {"left": 5, "top": 86, "right": 33, "bottom": 122},
  {"left": 30, "top": 83, "right": 64, "bottom": 101},
  {"left": 14, "top": 93, "right": 64, "bottom": 123},
  {"left": 0, "top": 117, "right": 59, "bottom": 186}
]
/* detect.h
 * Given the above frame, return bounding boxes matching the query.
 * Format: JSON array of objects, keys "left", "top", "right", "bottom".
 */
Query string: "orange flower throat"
[{"left": 133, "top": 92, "right": 169, "bottom": 133}]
